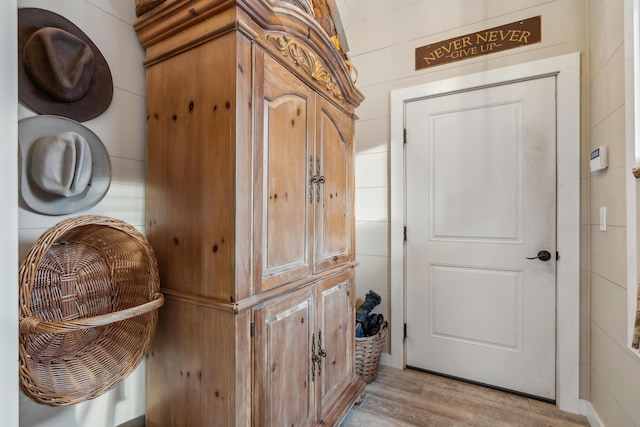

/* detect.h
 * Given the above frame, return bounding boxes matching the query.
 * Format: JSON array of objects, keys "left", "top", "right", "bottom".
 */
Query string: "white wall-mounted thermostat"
[{"left": 590, "top": 146, "right": 608, "bottom": 173}]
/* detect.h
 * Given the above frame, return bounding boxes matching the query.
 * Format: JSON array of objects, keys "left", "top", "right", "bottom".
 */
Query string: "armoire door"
[
  {"left": 313, "top": 95, "right": 354, "bottom": 273},
  {"left": 254, "top": 51, "right": 314, "bottom": 292},
  {"left": 253, "top": 286, "right": 315, "bottom": 427},
  {"left": 315, "top": 270, "right": 354, "bottom": 420}
]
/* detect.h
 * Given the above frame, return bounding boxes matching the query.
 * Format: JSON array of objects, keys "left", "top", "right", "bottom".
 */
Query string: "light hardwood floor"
[{"left": 341, "top": 366, "right": 590, "bottom": 426}]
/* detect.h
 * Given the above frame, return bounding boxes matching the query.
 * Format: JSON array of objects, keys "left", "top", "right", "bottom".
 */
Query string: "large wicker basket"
[
  {"left": 18, "top": 215, "right": 164, "bottom": 406},
  {"left": 355, "top": 321, "right": 388, "bottom": 384}
]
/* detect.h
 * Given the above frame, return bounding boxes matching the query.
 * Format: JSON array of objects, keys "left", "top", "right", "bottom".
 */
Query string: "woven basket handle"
[{"left": 20, "top": 293, "right": 164, "bottom": 335}]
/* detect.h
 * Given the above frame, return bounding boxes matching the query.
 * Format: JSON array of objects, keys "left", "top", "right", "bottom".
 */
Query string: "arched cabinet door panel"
[
  {"left": 254, "top": 51, "right": 314, "bottom": 293},
  {"left": 314, "top": 95, "right": 354, "bottom": 273}
]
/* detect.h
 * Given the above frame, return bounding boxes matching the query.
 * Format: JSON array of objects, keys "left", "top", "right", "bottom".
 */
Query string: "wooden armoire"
[{"left": 134, "top": 1, "right": 364, "bottom": 425}]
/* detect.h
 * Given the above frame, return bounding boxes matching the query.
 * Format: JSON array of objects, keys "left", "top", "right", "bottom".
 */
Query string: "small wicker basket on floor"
[
  {"left": 355, "top": 321, "right": 388, "bottom": 384},
  {"left": 19, "top": 215, "right": 164, "bottom": 406}
]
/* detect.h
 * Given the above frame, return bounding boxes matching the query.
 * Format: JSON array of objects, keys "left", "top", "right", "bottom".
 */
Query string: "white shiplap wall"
[
  {"left": 1, "top": 0, "right": 19, "bottom": 426},
  {"left": 341, "top": 0, "right": 587, "bottom": 356},
  {"left": 334, "top": 0, "right": 364, "bottom": 28},
  {"left": 16, "top": 1, "right": 147, "bottom": 426},
  {"left": 588, "top": 0, "right": 640, "bottom": 425}
]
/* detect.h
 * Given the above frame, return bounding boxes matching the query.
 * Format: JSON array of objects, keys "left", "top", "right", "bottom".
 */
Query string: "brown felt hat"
[{"left": 18, "top": 8, "right": 113, "bottom": 122}]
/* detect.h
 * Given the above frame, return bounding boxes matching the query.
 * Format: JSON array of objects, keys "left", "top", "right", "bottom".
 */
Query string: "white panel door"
[{"left": 405, "top": 76, "right": 557, "bottom": 400}]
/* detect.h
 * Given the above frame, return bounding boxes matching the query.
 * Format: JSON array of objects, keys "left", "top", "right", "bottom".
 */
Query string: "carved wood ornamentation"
[
  {"left": 266, "top": 34, "right": 344, "bottom": 101},
  {"left": 277, "top": 0, "right": 314, "bottom": 15}
]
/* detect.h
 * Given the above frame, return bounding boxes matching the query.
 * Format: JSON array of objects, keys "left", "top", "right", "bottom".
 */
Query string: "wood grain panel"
[
  {"left": 254, "top": 286, "right": 315, "bottom": 427},
  {"left": 316, "top": 271, "right": 355, "bottom": 419},
  {"left": 146, "top": 297, "right": 239, "bottom": 426},
  {"left": 146, "top": 33, "right": 238, "bottom": 301},
  {"left": 254, "top": 52, "right": 314, "bottom": 292},
  {"left": 233, "top": 34, "right": 255, "bottom": 301},
  {"left": 315, "top": 95, "right": 354, "bottom": 272}
]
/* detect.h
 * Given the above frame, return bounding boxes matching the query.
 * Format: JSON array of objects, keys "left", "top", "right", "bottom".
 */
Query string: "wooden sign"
[{"left": 415, "top": 16, "right": 541, "bottom": 70}]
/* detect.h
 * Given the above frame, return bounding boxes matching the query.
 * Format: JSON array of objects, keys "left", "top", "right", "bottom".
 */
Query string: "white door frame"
[{"left": 389, "top": 52, "right": 581, "bottom": 413}]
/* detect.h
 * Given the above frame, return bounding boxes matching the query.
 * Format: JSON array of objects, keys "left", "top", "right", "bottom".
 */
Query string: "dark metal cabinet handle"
[
  {"left": 318, "top": 330, "right": 326, "bottom": 358},
  {"left": 308, "top": 157, "right": 326, "bottom": 203},
  {"left": 311, "top": 333, "right": 319, "bottom": 381}
]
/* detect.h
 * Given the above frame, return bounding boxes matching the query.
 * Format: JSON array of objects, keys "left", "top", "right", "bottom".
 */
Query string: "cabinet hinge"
[
  {"left": 404, "top": 323, "right": 407, "bottom": 340},
  {"left": 403, "top": 128, "right": 407, "bottom": 144},
  {"left": 250, "top": 322, "right": 255, "bottom": 337},
  {"left": 403, "top": 226, "right": 407, "bottom": 243}
]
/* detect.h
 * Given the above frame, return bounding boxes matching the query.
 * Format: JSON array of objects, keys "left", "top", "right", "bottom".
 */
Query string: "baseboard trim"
[
  {"left": 116, "top": 415, "right": 145, "bottom": 427},
  {"left": 579, "top": 399, "right": 604, "bottom": 427},
  {"left": 379, "top": 352, "right": 394, "bottom": 368}
]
